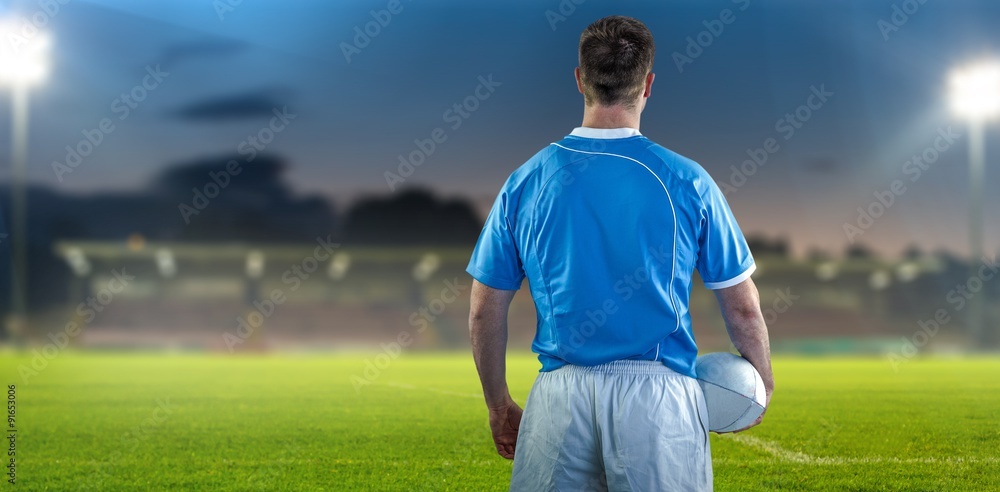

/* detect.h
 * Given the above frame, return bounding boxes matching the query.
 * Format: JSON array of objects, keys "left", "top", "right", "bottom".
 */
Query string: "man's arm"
[
  {"left": 469, "top": 279, "right": 522, "bottom": 459},
  {"left": 713, "top": 277, "right": 774, "bottom": 432}
]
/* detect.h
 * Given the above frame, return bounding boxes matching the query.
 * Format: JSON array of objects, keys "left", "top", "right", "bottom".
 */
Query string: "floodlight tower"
[
  {"left": 0, "top": 19, "right": 50, "bottom": 340},
  {"left": 949, "top": 61, "right": 1000, "bottom": 346}
]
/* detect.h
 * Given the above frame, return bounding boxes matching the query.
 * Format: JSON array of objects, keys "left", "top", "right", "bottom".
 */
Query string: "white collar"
[{"left": 569, "top": 127, "right": 642, "bottom": 139}]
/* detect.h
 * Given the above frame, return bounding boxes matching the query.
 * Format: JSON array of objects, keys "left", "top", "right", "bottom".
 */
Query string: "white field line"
[
  {"left": 721, "top": 433, "right": 1000, "bottom": 466},
  {"left": 386, "top": 382, "right": 999, "bottom": 467},
  {"left": 385, "top": 381, "right": 483, "bottom": 400}
]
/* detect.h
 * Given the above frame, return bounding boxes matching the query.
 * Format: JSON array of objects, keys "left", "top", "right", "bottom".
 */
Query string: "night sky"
[{"left": 1, "top": 0, "right": 999, "bottom": 257}]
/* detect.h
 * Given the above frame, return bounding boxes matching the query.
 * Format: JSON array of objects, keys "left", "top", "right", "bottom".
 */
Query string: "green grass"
[{"left": 2, "top": 352, "right": 998, "bottom": 491}]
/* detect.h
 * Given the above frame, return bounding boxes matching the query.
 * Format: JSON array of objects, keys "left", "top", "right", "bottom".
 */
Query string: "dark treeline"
[
  {"left": 0, "top": 153, "right": 484, "bottom": 315},
  {"left": 1, "top": 153, "right": 483, "bottom": 246}
]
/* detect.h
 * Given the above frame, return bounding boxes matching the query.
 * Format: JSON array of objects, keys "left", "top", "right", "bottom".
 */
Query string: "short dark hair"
[{"left": 578, "top": 16, "right": 655, "bottom": 108}]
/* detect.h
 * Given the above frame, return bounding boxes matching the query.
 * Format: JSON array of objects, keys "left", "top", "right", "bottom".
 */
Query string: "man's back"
[
  {"left": 468, "top": 127, "right": 755, "bottom": 377},
  {"left": 466, "top": 16, "right": 772, "bottom": 490}
]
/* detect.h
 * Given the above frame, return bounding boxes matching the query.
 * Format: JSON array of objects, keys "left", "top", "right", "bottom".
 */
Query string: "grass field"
[{"left": 2, "top": 351, "right": 999, "bottom": 491}]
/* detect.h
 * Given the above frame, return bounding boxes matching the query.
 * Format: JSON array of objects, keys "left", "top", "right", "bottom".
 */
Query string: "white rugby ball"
[{"left": 695, "top": 352, "right": 766, "bottom": 433}]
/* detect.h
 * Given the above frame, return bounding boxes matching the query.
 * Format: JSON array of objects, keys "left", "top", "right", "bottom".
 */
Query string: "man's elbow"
[
  {"left": 469, "top": 311, "right": 487, "bottom": 330},
  {"left": 716, "top": 279, "right": 765, "bottom": 326},
  {"left": 469, "top": 309, "right": 499, "bottom": 335},
  {"left": 724, "top": 303, "right": 765, "bottom": 326},
  {"left": 468, "top": 280, "right": 515, "bottom": 332}
]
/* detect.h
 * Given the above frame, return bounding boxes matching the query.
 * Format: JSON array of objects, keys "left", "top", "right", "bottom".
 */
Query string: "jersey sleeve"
[
  {"left": 695, "top": 179, "right": 756, "bottom": 290},
  {"left": 466, "top": 188, "right": 525, "bottom": 290}
]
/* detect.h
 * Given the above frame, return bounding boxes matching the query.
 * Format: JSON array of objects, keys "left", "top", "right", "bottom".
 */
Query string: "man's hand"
[
  {"left": 469, "top": 280, "right": 521, "bottom": 458},
  {"left": 488, "top": 397, "right": 523, "bottom": 459},
  {"left": 713, "top": 278, "right": 775, "bottom": 434},
  {"left": 722, "top": 385, "right": 772, "bottom": 433}
]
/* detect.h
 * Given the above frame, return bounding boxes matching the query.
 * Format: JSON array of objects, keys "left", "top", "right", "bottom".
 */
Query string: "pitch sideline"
[
  {"left": 721, "top": 433, "right": 999, "bottom": 465},
  {"left": 387, "top": 380, "right": 999, "bottom": 466}
]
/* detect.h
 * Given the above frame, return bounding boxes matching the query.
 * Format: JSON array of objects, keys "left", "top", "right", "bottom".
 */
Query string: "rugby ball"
[{"left": 695, "top": 352, "right": 766, "bottom": 433}]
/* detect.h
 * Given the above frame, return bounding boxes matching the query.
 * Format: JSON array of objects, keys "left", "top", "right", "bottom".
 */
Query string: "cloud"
[
  {"left": 805, "top": 158, "right": 839, "bottom": 174},
  {"left": 158, "top": 39, "right": 249, "bottom": 67},
  {"left": 167, "top": 88, "right": 292, "bottom": 121}
]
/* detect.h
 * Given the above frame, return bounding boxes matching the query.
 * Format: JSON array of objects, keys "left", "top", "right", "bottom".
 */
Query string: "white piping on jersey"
[{"left": 549, "top": 142, "right": 682, "bottom": 338}]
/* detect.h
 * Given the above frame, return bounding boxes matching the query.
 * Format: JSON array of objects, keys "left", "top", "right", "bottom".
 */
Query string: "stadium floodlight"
[
  {"left": 246, "top": 251, "right": 265, "bottom": 279},
  {"left": 895, "top": 262, "right": 920, "bottom": 283},
  {"left": 0, "top": 21, "right": 51, "bottom": 86},
  {"left": 948, "top": 60, "right": 998, "bottom": 345},
  {"left": 815, "top": 262, "right": 839, "bottom": 282},
  {"left": 949, "top": 62, "right": 1000, "bottom": 121},
  {"left": 2, "top": 19, "right": 51, "bottom": 340},
  {"left": 64, "top": 247, "right": 92, "bottom": 277},
  {"left": 412, "top": 253, "right": 441, "bottom": 282},
  {"left": 328, "top": 252, "right": 351, "bottom": 280},
  {"left": 156, "top": 249, "right": 177, "bottom": 278},
  {"left": 868, "top": 270, "right": 891, "bottom": 291}
]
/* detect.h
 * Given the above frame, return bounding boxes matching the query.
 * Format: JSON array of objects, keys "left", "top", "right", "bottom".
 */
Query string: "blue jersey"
[{"left": 466, "top": 127, "right": 755, "bottom": 377}]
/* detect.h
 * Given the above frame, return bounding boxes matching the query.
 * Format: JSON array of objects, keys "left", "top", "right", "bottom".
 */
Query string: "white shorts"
[{"left": 510, "top": 360, "right": 712, "bottom": 491}]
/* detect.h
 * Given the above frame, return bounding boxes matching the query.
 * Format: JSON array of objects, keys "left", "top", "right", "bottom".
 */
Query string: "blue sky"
[{"left": 0, "top": 0, "right": 998, "bottom": 256}]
